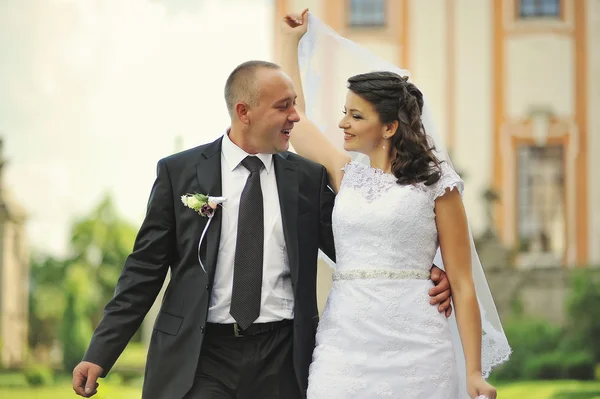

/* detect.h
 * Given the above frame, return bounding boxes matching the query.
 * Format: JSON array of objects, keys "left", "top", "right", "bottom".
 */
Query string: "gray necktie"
[{"left": 230, "top": 156, "right": 264, "bottom": 329}]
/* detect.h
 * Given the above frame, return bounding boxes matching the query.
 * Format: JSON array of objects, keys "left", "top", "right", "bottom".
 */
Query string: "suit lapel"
[
  {"left": 274, "top": 153, "right": 300, "bottom": 289},
  {"left": 195, "top": 137, "right": 223, "bottom": 278}
]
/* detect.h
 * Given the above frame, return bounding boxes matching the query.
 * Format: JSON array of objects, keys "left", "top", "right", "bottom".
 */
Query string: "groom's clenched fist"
[{"left": 72, "top": 361, "right": 103, "bottom": 397}]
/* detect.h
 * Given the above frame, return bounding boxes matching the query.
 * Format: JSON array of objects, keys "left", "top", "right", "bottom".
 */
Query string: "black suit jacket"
[{"left": 83, "top": 136, "right": 336, "bottom": 399}]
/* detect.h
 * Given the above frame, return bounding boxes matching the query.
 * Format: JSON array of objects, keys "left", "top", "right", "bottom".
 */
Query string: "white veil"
[{"left": 297, "top": 12, "right": 511, "bottom": 395}]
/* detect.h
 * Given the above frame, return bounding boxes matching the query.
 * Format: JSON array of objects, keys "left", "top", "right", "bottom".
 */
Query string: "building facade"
[
  {"left": 275, "top": 0, "right": 599, "bottom": 271},
  {"left": 0, "top": 139, "right": 30, "bottom": 367}
]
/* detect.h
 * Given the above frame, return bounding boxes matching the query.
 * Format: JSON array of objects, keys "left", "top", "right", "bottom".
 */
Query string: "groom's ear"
[{"left": 236, "top": 102, "right": 251, "bottom": 124}]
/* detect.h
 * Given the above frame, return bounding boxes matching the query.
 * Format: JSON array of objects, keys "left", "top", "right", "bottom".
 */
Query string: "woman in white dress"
[{"left": 280, "top": 9, "right": 509, "bottom": 399}]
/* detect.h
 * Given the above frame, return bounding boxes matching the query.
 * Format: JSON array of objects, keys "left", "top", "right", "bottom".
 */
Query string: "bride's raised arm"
[{"left": 281, "top": 9, "right": 350, "bottom": 192}]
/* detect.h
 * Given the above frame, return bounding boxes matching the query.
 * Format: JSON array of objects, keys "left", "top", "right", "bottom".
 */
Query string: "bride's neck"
[{"left": 368, "top": 147, "right": 395, "bottom": 174}]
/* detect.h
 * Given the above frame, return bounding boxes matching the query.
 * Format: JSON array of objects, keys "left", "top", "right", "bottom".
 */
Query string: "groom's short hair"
[{"left": 225, "top": 60, "right": 281, "bottom": 117}]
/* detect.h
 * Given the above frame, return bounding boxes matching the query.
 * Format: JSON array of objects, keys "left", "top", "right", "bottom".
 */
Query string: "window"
[
  {"left": 348, "top": 0, "right": 386, "bottom": 27},
  {"left": 519, "top": 0, "right": 561, "bottom": 19},
  {"left": 517, "top": 145, "right": 565, "bottom": 264}
]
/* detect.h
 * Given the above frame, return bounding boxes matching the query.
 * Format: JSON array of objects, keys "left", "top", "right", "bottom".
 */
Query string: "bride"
[{"left": 280, "top": 9, "right": 510, "bottom": 399}]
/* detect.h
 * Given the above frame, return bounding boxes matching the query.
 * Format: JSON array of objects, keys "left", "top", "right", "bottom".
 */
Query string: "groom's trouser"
[{"left": 183, "top": 319, "right": 302, "bottom": 399}]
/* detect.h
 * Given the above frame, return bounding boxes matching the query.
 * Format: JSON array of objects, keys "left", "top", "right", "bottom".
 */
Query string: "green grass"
[
  {"left": 0, "top": 372, "right": 141, "bottom": 398},
  {"left": 0, "top": 341, "right": 147, "bottom": 398},
  {"left": 0, "top": 384, "right": 141, "bottom": 399},
  {"left": 113, "top": 342, "right": 147, "bottom": 371},
  {"left": 0, "top": 371, "right": 27, "bottom": 388},
  {"left": 2, "top": 378, "right": 600, "bottom": 398},
  {"left": 496, "top": 380, "right": 600, "bottom": 399}
]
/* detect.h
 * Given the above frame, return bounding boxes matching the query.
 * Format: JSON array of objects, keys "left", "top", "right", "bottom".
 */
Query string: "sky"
[{"left": 0, "top": 0, "right": 274, "bottom": 257}]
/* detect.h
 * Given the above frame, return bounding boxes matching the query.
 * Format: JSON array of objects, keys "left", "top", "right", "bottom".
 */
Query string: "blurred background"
[{"left": 0, "top": 0, "right": 598, "bottom": 398}]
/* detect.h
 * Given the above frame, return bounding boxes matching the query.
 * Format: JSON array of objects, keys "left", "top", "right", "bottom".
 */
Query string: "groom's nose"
[{"left": 289, "top": 108, "right": 300, "bottom": 123}]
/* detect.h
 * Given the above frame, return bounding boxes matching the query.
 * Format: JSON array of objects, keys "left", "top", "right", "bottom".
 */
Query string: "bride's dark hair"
[{"left": 347, "top": 71, "right": 442, "bottom": 186}]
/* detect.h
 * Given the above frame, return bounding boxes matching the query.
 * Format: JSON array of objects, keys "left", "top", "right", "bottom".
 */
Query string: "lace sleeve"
[
  {"left": 430, "top": 161, "right": 464, "bottom": 200},
  {"left": 341, "top": 159, "right": 364, "bottom": 173},
  {"left": 339, "top": 160, "right": 366, "bottom": 188}
]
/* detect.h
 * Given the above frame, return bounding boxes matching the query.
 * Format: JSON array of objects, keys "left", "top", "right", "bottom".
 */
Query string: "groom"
[{"left": 72, "top": 60, "right": 452, "bottom": 399}]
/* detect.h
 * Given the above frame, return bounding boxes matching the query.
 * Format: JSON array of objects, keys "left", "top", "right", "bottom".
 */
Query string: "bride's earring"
[{"left": 383, "top": 136, "right": 388, "bottom": 149}]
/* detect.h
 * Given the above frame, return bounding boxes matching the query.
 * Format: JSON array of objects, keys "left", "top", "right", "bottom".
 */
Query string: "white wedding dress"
[{"left": 307, "top": 160, "right": 464, "bottom": 399}]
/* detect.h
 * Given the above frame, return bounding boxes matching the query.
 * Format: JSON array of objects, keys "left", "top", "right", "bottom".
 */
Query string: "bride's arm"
[
  {"left": 281, "top": 11, "right": 350, "bottom": 192},
  {"left": 435, "top": 189, "right": 496, "bottom": 397}
]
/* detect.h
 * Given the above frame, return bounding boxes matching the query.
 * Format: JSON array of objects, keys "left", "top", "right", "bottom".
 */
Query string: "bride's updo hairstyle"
[{"left": 347, "top": 71, "right": 442, "bottom": 186}]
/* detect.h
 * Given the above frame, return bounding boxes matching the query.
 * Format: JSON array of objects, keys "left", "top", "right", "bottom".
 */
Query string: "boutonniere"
[
  {"left": 181, "top": 193, "right": 227, "bottom": 218},
  {"left": 181, "top": 193, "right": 226, "bottom": 274}
]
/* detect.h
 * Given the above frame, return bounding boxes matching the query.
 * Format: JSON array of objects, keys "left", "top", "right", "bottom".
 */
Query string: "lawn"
[
  {"left": 496, "top": 380, "right": 600, "bottom": 398},
  {"left": 2, "top": 379, "right": 600, "bottom": 398},
  {"left": 0, "top": 384, "right": 141, "bottom": 399},
  {"left": 0, "top": 372, "right": 141, "bottom": 398}
]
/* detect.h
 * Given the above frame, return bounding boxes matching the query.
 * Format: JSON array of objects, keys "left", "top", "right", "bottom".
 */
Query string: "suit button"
[
  {"left": 200, "top": 326, "right": 204, "bottom": 334},
  {"left": 205, "top": 284, "right": 209, "bottom": 290}
]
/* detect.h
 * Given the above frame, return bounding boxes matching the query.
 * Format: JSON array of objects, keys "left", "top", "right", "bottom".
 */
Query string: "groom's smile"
[{"left": 241, "top": 67, "right": 300, "bottom": 154}]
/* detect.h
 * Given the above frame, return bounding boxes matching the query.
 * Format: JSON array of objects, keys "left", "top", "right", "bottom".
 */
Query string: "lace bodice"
[
  {"left": 332, "top": 160, "right": 464, "bottom": 273},
  {"left": 309, "top": 160, "right": 466, "bottom": 398}
]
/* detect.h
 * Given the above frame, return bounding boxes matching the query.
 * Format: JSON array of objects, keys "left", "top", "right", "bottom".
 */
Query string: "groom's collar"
[{"left": 221, "top": 129, "right": 273, "bottom": 174}]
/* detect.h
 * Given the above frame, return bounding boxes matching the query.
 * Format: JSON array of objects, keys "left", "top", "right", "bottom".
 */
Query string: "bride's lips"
[{"left": 344, "top": 131, "right": 356, "bottom": 141}]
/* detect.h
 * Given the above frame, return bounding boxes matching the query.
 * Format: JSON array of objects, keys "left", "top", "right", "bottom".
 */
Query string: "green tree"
[
  {"left": 68, "top": 195, "right": 138, "bottom": 324},
  {"left": 59, "top": 195, "right": 139, "bottom": 370},
  {"left": 29, "top": 194, "right": 139, "bottom": 363},
  {"left": 60, "top": 263, "right": 99, "bottom": 371},
  {"left": 28, "top": 255, "right": 69, "bottom": 350},
  {"left": 562, "top": 270, "right": 600, "bottom": 361}
]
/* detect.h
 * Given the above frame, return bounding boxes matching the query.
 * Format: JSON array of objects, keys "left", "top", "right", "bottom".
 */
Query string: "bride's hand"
[
  {"left": 281, "top": 8, "right": 309, "bottom": 40},
  {"left": 467, "top": 374, "right": 497, "bottom": 399}
]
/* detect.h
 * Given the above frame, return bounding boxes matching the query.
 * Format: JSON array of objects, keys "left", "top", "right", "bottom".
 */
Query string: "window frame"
[
  {"left": 347, "top": 0, "right": 387, "bottom": 28},
  {"left": 517, "top": 0, "right": 562, "bottom": 20}
]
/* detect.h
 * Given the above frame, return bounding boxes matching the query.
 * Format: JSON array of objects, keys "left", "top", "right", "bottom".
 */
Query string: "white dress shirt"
[{"left": 206, "top": 132, "right": 294, "bottom": 323}]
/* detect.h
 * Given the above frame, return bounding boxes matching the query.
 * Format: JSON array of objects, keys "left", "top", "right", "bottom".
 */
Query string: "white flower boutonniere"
[
  {"left": 181, "top": 193, "right": 227, "bottom": 218},
  {"left": 181, "top": 193, "right": 226, "bottom": 274}
]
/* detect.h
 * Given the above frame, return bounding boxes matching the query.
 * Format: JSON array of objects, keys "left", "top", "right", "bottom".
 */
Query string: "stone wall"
[
  {"left": 485, "top": 266, "right": 600, "bottom": 326},
  {"left": 0, "top": 139, "right": 30, "bottom": 368},
  {"left": 0, "top": 208, "right": 29, "bottom": 368}
]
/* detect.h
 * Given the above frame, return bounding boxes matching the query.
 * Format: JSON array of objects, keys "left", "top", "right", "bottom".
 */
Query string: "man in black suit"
[{"left": 72, "top": 60, "right": 452, "bottom": 399}]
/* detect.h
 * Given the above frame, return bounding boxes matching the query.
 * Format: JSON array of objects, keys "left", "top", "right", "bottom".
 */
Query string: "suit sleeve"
[
  {"left": 318, "top": 165, "right": 336, "bottom": 262},
  {"left": 83, "top": 159, "right": 176, "bottom": 377}
]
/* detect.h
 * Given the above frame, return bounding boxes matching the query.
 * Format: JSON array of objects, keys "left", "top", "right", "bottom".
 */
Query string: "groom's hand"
[
  {"left": 72, "top": 361, "right": 103, "bottom": 397},
  {"left": 429, "top": 266, "right": 453, "bottom": 317}
]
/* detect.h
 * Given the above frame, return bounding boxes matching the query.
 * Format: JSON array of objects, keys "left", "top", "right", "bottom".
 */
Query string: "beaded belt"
[{"left": 332, "top": 268, "right": 430, "bottom": 281}]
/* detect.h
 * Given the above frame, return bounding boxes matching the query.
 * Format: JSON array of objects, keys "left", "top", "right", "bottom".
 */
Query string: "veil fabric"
[{"left": 297, "top": 12, "right": 511, "bottom": 395}]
